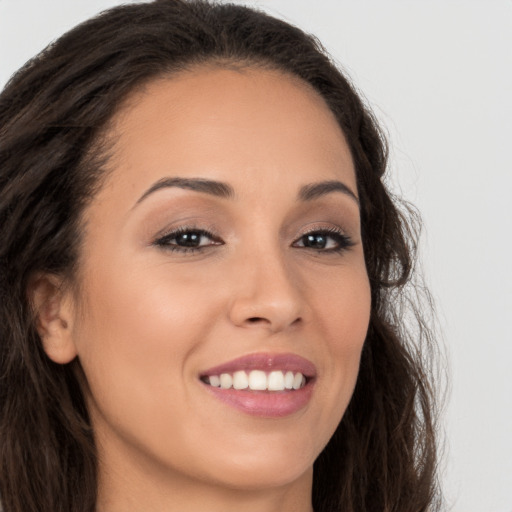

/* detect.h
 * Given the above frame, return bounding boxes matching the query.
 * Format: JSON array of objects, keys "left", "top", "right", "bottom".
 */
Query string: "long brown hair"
[{"left": 0, "top": 1, "right": 442, "bottom": 511}]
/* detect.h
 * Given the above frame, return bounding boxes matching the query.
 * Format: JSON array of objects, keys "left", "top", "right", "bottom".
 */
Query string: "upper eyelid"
[
  {"left": 155, "top": 227, "right": 221, "bottom": 244},
  {"left": 155, "top": 223, "right": 218, "bottom": 239},
  {"left": 154, "top": 225, "right": 352, "bottom": 251},
  {"left": 298, "top": 225, "right": 345, "bottom": 235},
  {"left": 154, "top": 220, "right": 351, "bottom": 238},
  {"left": 292, "top": 222, "right": 351, "bottom": 239}
]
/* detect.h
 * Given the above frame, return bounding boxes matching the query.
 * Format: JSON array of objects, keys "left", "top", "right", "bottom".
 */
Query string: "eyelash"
[
  {"left": 154, "top": 226, "right": 354, "bottom": 254},
  {"left": 154, "top": 227, "right": 222, "bottom": 254},
  {"left": 292, "top": 227, "right": 355, "bottom": 254}
]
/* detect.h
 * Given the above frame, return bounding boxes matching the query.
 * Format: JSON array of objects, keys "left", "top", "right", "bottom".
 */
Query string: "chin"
[
  {"left": 207, "top": 459, "right": 313, "bottom": 491},
  {"left": 193, "top": 438, "right": 317, "bottom": 490}
]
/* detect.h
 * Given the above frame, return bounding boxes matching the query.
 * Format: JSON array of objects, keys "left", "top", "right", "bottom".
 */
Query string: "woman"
[{"left": 0, "top": 1, "right": 441, "bottom": 511}]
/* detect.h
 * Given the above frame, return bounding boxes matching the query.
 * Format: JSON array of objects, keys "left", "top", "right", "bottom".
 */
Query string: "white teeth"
[
  {"left": 233, "top": 370, "right": 249, "bottom": 390},
  {"left": 209, "top": 375, "right": 221, "bottom": 387},
  {"left": 292, "top": 372, "right": 304, "bottom": 390},
  {"left": 248, "top": 370, "right": 267, "bottom": 390},
  {"left": 268, "top": 371, "right": 285, "bottom": 391},
  {"left": 220, "top": 373, "right": 233, "bottom": 389},
  {"left": 205, "top": 370, "right": 307, "bottom": 391}
]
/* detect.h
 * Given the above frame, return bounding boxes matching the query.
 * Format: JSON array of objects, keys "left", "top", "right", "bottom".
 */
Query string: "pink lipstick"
[{"left": 199, "top": 353, "right": 316, "bottom": 417}]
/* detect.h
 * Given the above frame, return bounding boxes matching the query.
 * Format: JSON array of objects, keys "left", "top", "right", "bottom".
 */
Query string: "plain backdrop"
[{"left": 1, "top": 1, "right": 511, "bottom": 511}]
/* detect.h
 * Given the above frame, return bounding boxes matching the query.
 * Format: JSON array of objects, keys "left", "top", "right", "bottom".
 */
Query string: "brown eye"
[
  {"left": 301, "top": 233, "right": 330, "bottom": 249},
  {"left": 174, "top": 231, "right": 205, "bottom": 247},
  {"left": 155, "top": 228, "right": 222, "bottom": 252},
  {"left": 293, "top": 229, "right": 354, "bottom": 253}
]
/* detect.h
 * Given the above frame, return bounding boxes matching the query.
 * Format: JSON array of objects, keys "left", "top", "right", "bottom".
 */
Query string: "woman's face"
[{"left": 65, "top": 67, "right": 371, "bottom": 492}]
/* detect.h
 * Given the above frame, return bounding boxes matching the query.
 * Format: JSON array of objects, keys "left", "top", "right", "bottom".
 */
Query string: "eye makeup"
[
  {"left": 293, "top": 226, "right": 355, "bottom": 254},
  {"left": 154, "top": 225, "right": 223, "bottom": 253},
  {"left": 136, "top": 189, "right": 360, "bottom": 259},
  {"left": 151, "top": 221, "right": 355, "bottom": 258}
]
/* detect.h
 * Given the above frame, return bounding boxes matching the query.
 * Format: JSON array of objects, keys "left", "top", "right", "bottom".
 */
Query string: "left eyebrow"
[
  {"left": 298, "top": 180, "right": 359, "bottom": 206},
  {"left": 134, "top": 177, "right": 235, "bottom": 207}
]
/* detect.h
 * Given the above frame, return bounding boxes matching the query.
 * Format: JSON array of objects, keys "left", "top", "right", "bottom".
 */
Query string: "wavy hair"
[{"left": 0, "top": 1, "right": 442, "bottom": 511}]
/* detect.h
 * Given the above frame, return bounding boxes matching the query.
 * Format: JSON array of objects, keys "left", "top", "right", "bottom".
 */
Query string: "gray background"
[{"left": 1, "top": 1, "right": 511, "bottom": 511}]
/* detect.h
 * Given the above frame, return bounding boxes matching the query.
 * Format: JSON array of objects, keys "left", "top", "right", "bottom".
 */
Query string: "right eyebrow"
[
  {"left": 134, "top": 177, "right": 235, "bottom": 208},
  {"left": 298, "top": 180, "right": 359, "bottom": 206}
]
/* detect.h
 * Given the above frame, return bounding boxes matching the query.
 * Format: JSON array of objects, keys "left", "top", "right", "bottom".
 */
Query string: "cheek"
[
  {"left": 75, "top": 258, "right": 214, "bottom": 357},
  {"left": 312, "top": 261, "right": 371, "bottom": 353},
  {"left": 307, "top": 263, "right": 371, "bottom": 416},
  {"left": 71, "top": 262, "right": 215, "bottom": 427}
]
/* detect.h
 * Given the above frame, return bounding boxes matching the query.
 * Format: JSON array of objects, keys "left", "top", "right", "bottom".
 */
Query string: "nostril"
[{"left": 247, "top": 317, "right": 265, "bottom": 323}]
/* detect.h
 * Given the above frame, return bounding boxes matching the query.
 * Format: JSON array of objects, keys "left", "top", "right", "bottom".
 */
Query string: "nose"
[{"left": 227, "top": 248, "right": 305, "bottom": 333}]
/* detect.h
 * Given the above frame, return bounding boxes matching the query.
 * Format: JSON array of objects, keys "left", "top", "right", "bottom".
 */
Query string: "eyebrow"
[
  {"left": 135, "top": 177, "right": 235, "bottom": 205},
  {"left": 135, "top": 177, "right": 359, "bottom": 206},
  {"left": 298, "top": 180, "right": 359, "bottom": 205}
]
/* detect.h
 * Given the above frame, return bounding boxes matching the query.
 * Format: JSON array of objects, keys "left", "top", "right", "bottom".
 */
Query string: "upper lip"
[{"left": 199, "top": 352, "right": 317, "bottom": 378}]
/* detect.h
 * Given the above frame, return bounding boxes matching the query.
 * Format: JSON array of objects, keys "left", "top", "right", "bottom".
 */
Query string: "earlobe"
[{"left": 28, "top": 274, "right": 78, "bottom": 364}]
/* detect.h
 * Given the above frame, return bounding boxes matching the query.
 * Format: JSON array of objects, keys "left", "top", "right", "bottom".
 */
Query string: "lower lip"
[{"left": 201, "top": 381, "right": 315, "bottom": 418}]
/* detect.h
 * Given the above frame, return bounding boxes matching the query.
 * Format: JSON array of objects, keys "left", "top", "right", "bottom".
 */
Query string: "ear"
[{"left": 28, "top": 273, "right": 78, "bottom": 364}]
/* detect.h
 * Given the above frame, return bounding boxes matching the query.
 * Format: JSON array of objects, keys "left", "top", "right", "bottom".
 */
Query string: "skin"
[{"left": 35, "top": 66, "right": 371, "bottom": 512}]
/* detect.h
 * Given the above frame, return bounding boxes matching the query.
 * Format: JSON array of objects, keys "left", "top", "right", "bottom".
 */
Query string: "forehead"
[{"left": 99, "top": 65, "right": 356, "bottom": 204}]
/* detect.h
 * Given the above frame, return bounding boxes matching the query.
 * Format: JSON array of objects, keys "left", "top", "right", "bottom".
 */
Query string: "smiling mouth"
[
  {"left": 200, "top": 369, "right": 308, "bottom": 391},
  {"left": 198, "top": 353, "right": 317, "bottom": 417}
]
